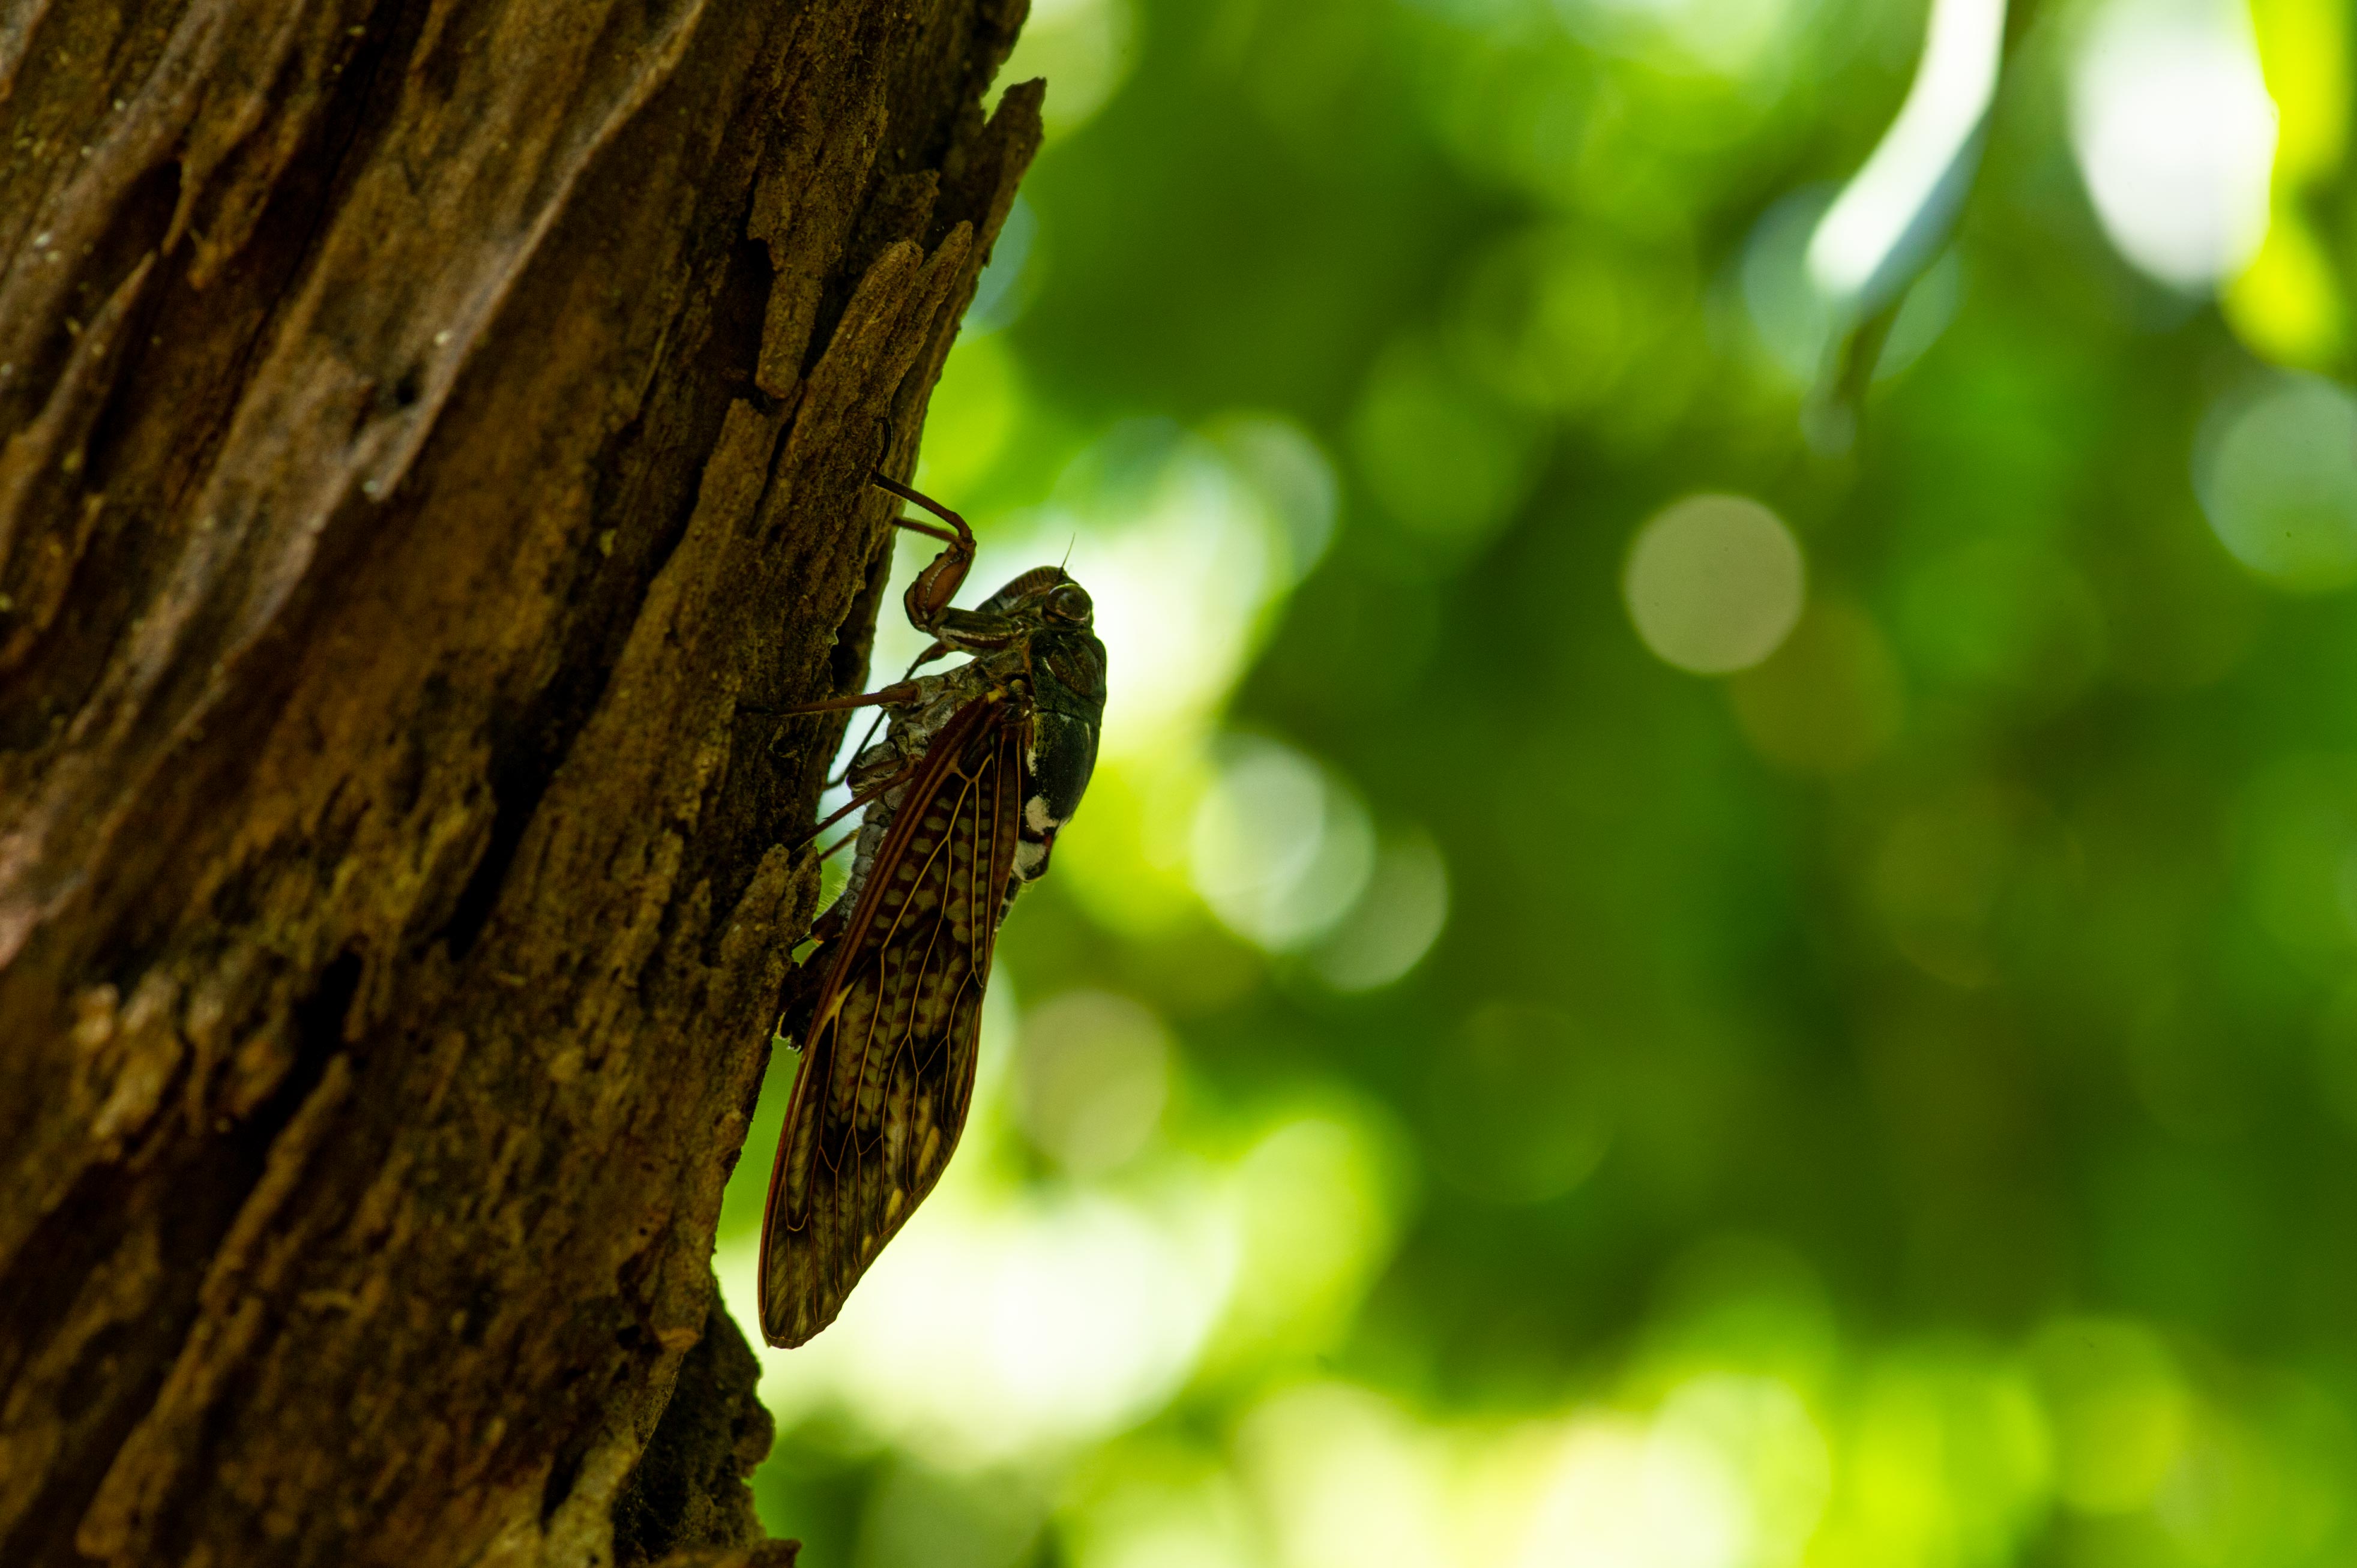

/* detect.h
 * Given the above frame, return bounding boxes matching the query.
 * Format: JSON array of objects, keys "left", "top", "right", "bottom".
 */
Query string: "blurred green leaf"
[{"left": 731, "top": 1, "right": 2357, "bottom": 1561}]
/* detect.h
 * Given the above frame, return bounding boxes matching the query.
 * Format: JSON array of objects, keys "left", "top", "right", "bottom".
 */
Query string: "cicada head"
[
  {"left": 1013, "top": 573, "right": 1103, "bottom": 718},
  {"left": 973, "top": 566, "right": 1093, "bottom": 629}
]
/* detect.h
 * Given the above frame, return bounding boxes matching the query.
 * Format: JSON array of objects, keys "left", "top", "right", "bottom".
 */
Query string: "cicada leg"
[
  {"left": 771, "top": 924, "right": 838, "bottom": 1051},
  {"left": 871, "top": 471, "right": 977, "bottom": 637},
  {"left": 774, "top": 679, "right": 924, "bottom": 716},
  {"left": 827, "top": 467, "right": 1018, "bottom": 784},
  {"left": 772, "top": 797, "right": 886, "bottom": 1048},
  {"left": 747, "top": 676, "right": 923, "bottom": 727},
  {"left": 825, "top": 650, "right": 932, "bottom": 788},
  {"left": 787, "top": 755, "right": 923, "bottom": 850}
]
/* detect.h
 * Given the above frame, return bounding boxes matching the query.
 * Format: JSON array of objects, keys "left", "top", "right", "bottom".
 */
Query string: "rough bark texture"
[{"left": 0, "top": 0, "right": 1040, "bottom": 1559}]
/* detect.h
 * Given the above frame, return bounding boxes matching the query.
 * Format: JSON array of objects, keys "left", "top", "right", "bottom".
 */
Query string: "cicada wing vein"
[{"left": 757, "top": 695, "right": 1025, "bottom": 1348}]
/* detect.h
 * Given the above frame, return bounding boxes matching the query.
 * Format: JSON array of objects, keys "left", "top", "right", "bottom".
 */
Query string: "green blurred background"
[{"left": 715, "top": 0, "right": 2357, "bottom": 1561}]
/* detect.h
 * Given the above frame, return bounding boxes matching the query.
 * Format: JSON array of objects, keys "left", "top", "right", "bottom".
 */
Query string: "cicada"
[{"left": 756, "top": 465, "right": 1106, "bottom": 1348}]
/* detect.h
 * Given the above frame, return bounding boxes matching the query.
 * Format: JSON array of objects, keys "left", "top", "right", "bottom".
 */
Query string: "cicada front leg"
[
  {"left": 815, "top": 467, "right": 1024, "bottom": 790},
  {"left": 872, "top": 471, "right": 1032, "bottom": 650},
  {"left": 871, "top": 472, "right": 975, "bottom": 637}
]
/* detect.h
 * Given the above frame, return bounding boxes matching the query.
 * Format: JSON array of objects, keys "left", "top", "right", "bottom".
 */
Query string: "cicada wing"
[{"left": 757, "top": 698, "right": 1025, "bottom": 1348}]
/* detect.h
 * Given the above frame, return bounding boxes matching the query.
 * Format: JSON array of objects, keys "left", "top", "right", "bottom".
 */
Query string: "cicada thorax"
[
  {"left": 971, "top": 564, "right": 1076, "bottom": 617},
  {"left": 839, "top": 571, "right": 1107, "bottom": 910}
]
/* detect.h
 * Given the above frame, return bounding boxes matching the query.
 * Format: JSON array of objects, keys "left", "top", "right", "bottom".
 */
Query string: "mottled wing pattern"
[{"left": 759, "top": 695, "right": 1026, "bottom": 1347}]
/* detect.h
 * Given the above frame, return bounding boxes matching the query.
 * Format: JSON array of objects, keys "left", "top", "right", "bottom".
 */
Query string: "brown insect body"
[{"left": 757, "top": 479, "right": 1105, "bottom": 1348}]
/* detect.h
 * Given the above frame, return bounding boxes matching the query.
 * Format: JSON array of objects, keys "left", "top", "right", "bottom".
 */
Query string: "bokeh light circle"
[
  {"left": 2068, "top": 0, "right": 2277, "bottom": 290},
  {"left": 1729, "top": 598, "right": 1906, "bottom": 773},
  {"left": 2198, "top": 374, "right": 2357, "bottom": 592},
  {"left": 1014, "top": 992, "right": 1171, "bottom": 1175},
  {"left": 1624, "top": 494, "right": 1807, "bottom": 674},
  {"left": 1350, "top": 336, "right": 1541, "bottom": 550},
  {"left": 1190, "top": 737, "right": 1375, "bottom": 951},
  {"left": 1312, "top": 831, "right": 1451, "bottom": 991}
]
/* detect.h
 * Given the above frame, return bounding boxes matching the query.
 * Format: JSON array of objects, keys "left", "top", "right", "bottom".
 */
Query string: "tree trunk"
[{"left": 0, "top": 0, "right": 1038, "bottom": 1560}]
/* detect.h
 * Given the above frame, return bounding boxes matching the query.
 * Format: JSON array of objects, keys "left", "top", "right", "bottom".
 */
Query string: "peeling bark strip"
[{"left": 0, "top": 0, "right": 1041, "bottom": 1560}]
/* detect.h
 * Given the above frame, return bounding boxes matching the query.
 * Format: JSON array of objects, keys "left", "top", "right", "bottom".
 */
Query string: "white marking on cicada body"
[{"left": 1013, "top": 838, "right": 1048, "bottom": 879}]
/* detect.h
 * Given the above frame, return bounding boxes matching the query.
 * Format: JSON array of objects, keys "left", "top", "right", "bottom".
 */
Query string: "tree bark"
[{"left": 0, "top": 0, "right": 1038, "bottom": 1560}]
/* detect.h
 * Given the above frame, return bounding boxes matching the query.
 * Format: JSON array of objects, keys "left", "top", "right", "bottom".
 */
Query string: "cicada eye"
[{"left": 1047, "top": 583, "right": 1093, "bottom": 622}]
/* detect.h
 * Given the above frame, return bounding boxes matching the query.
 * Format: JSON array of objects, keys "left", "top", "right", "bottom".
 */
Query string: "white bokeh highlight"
[
  {"left": 1808, "top": 0, "right": 2003, "bottom": 305},
  {"left": 721, "top": 1177, "right": 1236, "bottom": 1470},
  {"left": 2069, "top": 0, "right": 2278, "bottom": 290},
  {"left": 1190, "top": 738, "right": 1376, "bottom": 952}
]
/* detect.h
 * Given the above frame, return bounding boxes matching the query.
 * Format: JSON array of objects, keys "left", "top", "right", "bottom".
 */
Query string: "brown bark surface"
[{"left": 0, "top": 0, "right": 1039, "bottom": 1560}]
